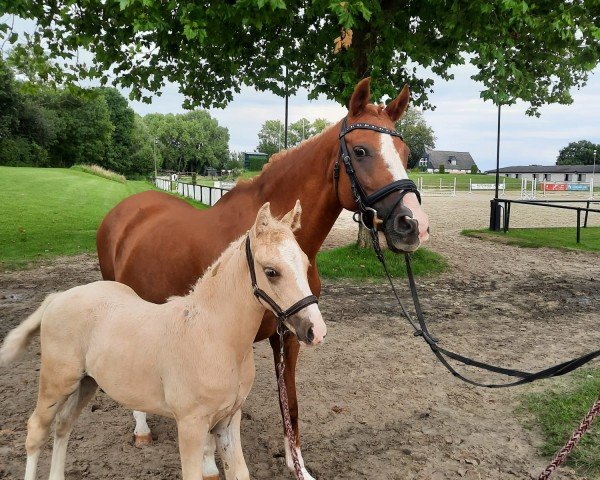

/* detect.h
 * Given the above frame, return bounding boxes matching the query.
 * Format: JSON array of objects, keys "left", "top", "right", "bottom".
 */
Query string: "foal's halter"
[
  {"left": 245, "top": 235, "right": 318, "bottom": 326},
  {"left": 335, "top": 118, "right": 421, "bottom": 229}
]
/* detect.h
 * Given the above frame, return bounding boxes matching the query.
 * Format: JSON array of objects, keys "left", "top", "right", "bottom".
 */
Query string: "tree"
[
  {"left": 100, "top": 88, "right": 136, "bottom": 174},
  {"left": 257, "top": 120, "right": 284, "bottom": 158},
  {"left": 143, "top": 110, "right": 229, "bottom": 173},
  {"left": 257, "top": 118, "right": 332, "bottom": 157},
  {"left": 394, "top": 109, "right": 435, "bottom": 168},
  {"left": 0, "top": 58, "right": 20, "bottom": 139},
  {"left": 556, "top": 140, "right": 600, "bottom": 166},
  {"left": 3, "top": 1, "right": 599, "bottom": 112}
]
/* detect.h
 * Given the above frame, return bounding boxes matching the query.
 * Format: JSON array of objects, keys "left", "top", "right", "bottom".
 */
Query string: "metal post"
[
  {"left": 490, "top": 103, "right": 502, "bottom": 230},
  {"left": 284, "top": 66, "right": 289, "bottom": 149},
  {"left": 153, "top": 136, "right": 158, "bottom": 180}
]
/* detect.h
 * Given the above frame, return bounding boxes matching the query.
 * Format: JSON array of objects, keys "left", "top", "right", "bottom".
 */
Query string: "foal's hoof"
[{"left": 134, "top": 433, "right": 153, "bottom": 447}]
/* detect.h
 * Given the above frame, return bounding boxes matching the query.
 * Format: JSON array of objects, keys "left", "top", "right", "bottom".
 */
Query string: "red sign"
[{"left": 541, "top": 182, "right": 567, "bottom": 191}]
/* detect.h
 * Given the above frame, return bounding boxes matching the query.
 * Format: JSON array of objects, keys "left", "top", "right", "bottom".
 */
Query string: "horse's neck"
[
  {"left": 236, "top": 127, "right": 342, "bottom": 259},
  {"left": 185, "top": 238, "right": 264, "bottom": 348}
]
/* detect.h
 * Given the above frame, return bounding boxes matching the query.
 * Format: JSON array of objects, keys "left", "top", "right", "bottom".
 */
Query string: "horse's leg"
[
  {"left": 133, "top": 410, "right": 153, "bottom": 446},
  {"left": 202, "top": 433, "right": 220, "bottom": 480},
  {"left": 214, "top": 408, "right": 249, "bottom": 480},
  {"left": 176, "top": 416, "right": 209, "bottom": 480},
  {"left": 48, "top": 376, "right": 98, "bottom": 480},
  {"left": 269, "top": 332, "right": 315, "bottom": 480},
  {"left": 24, "top": 379, "right": 72, "bottom": 480}
]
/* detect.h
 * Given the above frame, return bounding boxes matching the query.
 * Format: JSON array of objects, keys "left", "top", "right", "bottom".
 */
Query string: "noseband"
[
  {"left": 335, "top": 118, "right": 421, "bottom": 230},
  {"left": 245, "top": 235, "right": 318, "bottom": 324}
]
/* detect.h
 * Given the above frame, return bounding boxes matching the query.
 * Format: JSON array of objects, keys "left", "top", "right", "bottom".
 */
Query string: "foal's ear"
[
  {"left": 349, "top": 77, "right": 371, "bottom": 117},
  {"left": 254, "top": 202, "right": 272, "bottom": 236},
  {"left": 384, "top": 84, "right": 410, "bottom": 122},
  {"left": 281, "top": 199, "right": 302, "bottom": 232}
]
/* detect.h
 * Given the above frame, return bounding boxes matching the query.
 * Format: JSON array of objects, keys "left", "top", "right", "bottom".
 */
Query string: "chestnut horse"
[{"left": 97, "top": 77, "right": 430, "bottom": 479}]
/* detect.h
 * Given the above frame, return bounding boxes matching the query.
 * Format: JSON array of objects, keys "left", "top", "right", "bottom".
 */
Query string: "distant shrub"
[
  {"left": 71, "top": 164, "right": 126, "bottom": 183},
  {"left": 248, "top": 156, "right": 268, "bottom": 171},
  {"left": 471, "top": 165, "right": 478, "bottom": 174},
  {"left": 0, "top": 138, "right": 50, "bottom": 167},
  {"left": 438, "top": 164, "right": 445, "bottom": 174}
]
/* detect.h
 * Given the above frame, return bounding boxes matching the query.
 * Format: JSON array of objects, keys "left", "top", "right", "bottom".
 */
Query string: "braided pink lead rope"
[
  {"left": 538, "top": 395, "right": 600, "bottom": 480},
  {"left": 277, "top": 362, "right": 305, "bottom": 480}
]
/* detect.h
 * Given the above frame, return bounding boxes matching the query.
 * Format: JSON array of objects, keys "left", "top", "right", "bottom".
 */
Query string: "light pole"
[
  {"left": 153, "top": 136, "right": 158, "bottom": 179},
  {"left": 593, "top": 149, "right": 597, "bottom": 196}
]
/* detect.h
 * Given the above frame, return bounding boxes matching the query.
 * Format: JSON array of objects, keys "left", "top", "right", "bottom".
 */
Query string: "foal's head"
[
  {"left": 336, "top": 77, "right": 430, "bottom": 252},
  {"left": 249, "top": 201, "right": 326, "bottom": 346}
]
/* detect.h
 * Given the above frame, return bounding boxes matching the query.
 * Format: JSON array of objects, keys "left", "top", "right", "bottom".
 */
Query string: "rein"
[{"left": 245, "top": 234, "right": 317, "bottom": 480}]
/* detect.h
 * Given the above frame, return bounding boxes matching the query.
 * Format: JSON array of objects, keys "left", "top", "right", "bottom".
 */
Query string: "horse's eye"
[
  {"left": 264, "top": 268, "right": 279, "bottom": 279},
  {"left": 354, "top": 147, "right": 367, "bottom": 157}
]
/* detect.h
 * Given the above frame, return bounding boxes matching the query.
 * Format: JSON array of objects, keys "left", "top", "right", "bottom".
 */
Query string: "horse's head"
[
  {"left": 335, "top": 78, "right": 430, "bottom": 252},
  {"left": 249, "top": 201, "right": 326, "bottom": 346}
]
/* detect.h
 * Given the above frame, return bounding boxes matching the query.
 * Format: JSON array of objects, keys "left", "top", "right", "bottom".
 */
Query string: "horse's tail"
[{"left": 0, "top": 293, "right": 58, "bottom": 366}]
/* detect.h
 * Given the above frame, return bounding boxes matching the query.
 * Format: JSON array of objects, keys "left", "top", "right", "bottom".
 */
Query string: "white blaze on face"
[
  {"left": 379, "top": 135, "right": 430, "bottom": 242},
  {"left": 277, "top": 239, "right": 326, "bottom": 344}
]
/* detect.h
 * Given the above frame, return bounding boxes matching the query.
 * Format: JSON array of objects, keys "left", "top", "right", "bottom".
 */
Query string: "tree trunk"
[{"left": 357, "top": 222, "right": 388, "bottom": 250}]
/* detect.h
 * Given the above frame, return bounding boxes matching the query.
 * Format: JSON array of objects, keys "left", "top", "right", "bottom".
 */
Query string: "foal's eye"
[
  {"left": 353, "top": 147, "right": 367, "bottom": 157},
  {"left": 264, "top": 268, "right": 279, "bottom": 279}
]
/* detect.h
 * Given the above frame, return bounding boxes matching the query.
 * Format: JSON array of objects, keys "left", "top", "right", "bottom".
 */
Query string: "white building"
[{"left": 486, "top": 165, "right": 600, "bottom": 184}]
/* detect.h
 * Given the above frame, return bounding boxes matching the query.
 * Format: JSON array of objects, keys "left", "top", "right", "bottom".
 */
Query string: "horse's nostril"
[
  {"left": 394, "top": 215, "right": 418, "bottom": 235},
  {"left": 306, "top": 327, "right": 315, "bottom": 344}
]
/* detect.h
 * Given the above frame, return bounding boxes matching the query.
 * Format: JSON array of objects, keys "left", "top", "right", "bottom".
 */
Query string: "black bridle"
[
  {"left": 245, "top": 235, "right": 318, "bottom": 327},
  {"left": 335, "top": 118, "right": 421, "bottom": 229}
]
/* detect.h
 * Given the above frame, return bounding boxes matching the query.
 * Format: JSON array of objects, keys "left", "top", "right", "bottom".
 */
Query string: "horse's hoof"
[{"left": 134, "top": 432, "right": 153, "bottom": 447}]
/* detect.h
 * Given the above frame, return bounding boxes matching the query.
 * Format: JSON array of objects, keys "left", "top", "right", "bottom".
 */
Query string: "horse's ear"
[
  {"left": 254, "top": 202, "right": 272, "bottom": 236},
  {"left": 281, "top": 199, "right": 302, "bottom": 232},
  {"left": 384, "top": 84, "right": 410, "bottom": 122},
  {"left": 349, "top": 77, "right": 371, "bottom": 117}
]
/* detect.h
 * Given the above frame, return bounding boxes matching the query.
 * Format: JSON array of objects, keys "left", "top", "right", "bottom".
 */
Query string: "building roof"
[
  {"left": 424, "top": 150, "right": 476, "bottom": 170},
  {"left": 486, "top": 165, "right": 597, "bottom": 174}
]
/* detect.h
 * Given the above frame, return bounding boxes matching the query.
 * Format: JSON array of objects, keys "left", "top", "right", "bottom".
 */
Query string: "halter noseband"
[
  {"left": 335, "top": 118, "right": 421, "bottom": 230},
  {"left": 245, "top": 235, "right": 318, "bottom": 323}
]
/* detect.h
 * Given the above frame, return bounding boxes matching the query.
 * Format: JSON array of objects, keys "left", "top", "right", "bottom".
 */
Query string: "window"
[
  {"left": 515, "top": 174, "right": 520, "bottom": 179},
  {"left": 532, "top": 174, "right": 537, "bottom": 179},
  {"left": 544, "top": 173, "right": 551, "bottom": 180},
  {"left": 577, "top": 174, "right": 584, "bottom": 182},
  {"left": 564, "top": 174, "right": 571, "bottom": 181}
]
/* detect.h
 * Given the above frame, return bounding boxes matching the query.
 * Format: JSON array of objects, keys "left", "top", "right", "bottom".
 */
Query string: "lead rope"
[
  {"left": 538, "top": 395, "right": 600, "bottom": 479},
  {"left": 276, "top": 325, "right": 305, "bottom": 480}
]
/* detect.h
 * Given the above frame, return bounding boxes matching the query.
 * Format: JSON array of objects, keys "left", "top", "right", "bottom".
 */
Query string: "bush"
[
  {"left": 248, "top": 156, "right": 268, "bottom": 171},
  {"left": 71, "top": 164, "right": 126, "bottom": 183},
  {"left": 0, "top": 137, "right": 50, "bottom": 167},
  {"left": 438, "top": 164, "right": 445, "bottom": 174},
  {"left": 471, "top": 165, "right": 478, "bottom": 174}
]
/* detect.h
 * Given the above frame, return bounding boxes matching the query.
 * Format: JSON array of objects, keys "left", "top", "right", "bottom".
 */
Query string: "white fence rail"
[
  {"left": 155, "top": 177, "right": 234, "bottom": 206},
  {"left": 417, "top": 177, "right": 456, "bottom": 197}
]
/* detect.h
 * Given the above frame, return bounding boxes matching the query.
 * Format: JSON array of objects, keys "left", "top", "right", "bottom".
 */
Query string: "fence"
[
  {"left": 469, "top": 178, "right": 506, "bottom": 195},
  {"left": 520, "top": 178, "right": 595, "bottom": 200},
  {"left": 416, "top": 177, "right": 456, "bottom": 196},
  {"left": 493, "top": 198, "right": 600, "bottom": 243},
  {"left": 155, "top": 177, "right": 233, "bottom": 206}
]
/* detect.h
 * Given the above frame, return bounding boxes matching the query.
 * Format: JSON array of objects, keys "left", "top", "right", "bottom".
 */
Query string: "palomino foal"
[{"left": 0, "top": 201, "right": 325, "bottom": 480}]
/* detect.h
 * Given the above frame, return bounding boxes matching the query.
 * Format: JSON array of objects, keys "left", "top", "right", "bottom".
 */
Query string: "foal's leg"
[
  {"left": 49, "top": 376, "right": 98, "bottom": 480},
  {"left": 202, "top": 434, "right": 220, "bottom": 480},
  {"left": 133, "top": 410, "right": 153, "bottom": 446},
  {"left": 269, "top": 332, "right": 315, "bottom": 480},
  {"left": 176, "top": 416, "right": 209, "bottom": 480},
  {"left": 214, "top": 409, "right": 249, "bottom": 480},
  {"left": 24, "top": 380, "right": 72, "bottom": 480}
]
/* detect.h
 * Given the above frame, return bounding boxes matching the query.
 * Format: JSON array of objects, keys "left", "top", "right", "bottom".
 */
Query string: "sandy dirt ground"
[{"left": 1, "top": 192, "right": 599, "bottom": 479}]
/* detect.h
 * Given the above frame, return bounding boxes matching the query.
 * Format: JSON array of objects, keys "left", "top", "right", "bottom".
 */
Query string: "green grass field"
[
  {"left": 463, "top": 227, "right": 600, "bottom": 252},
  {"left": 521, "top": 369, "right": 600, "bottom": 477},
  {"left": 316, "top": 243, "right": 447, "bottom": 279},
  {"left": 0, "top": 167, "right": 156, "bottom": 269}
]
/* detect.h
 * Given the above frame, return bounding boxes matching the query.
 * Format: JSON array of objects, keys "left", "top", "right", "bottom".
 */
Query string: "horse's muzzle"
[
  {"left": 383, "top": 205, "right": 421, "bottom": 253},
  {"left": 286, "top": 306, "right": 326, "bottom": 346}
]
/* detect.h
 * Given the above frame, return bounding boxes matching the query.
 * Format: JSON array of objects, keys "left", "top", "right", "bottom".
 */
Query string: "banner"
[
  {"left": 541, "top": 182, "right": 589, "bottom": 192},
  {"left": 472, "top": 183, "right": 505, "bottom": 190}
]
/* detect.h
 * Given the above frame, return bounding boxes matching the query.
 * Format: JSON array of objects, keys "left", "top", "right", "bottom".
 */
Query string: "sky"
[
  {"left": 6, "top": 16, "right": 600, "bottom": 172},
  {"left": 129, "top": 64, "right": 600, "bottom": 172}
]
